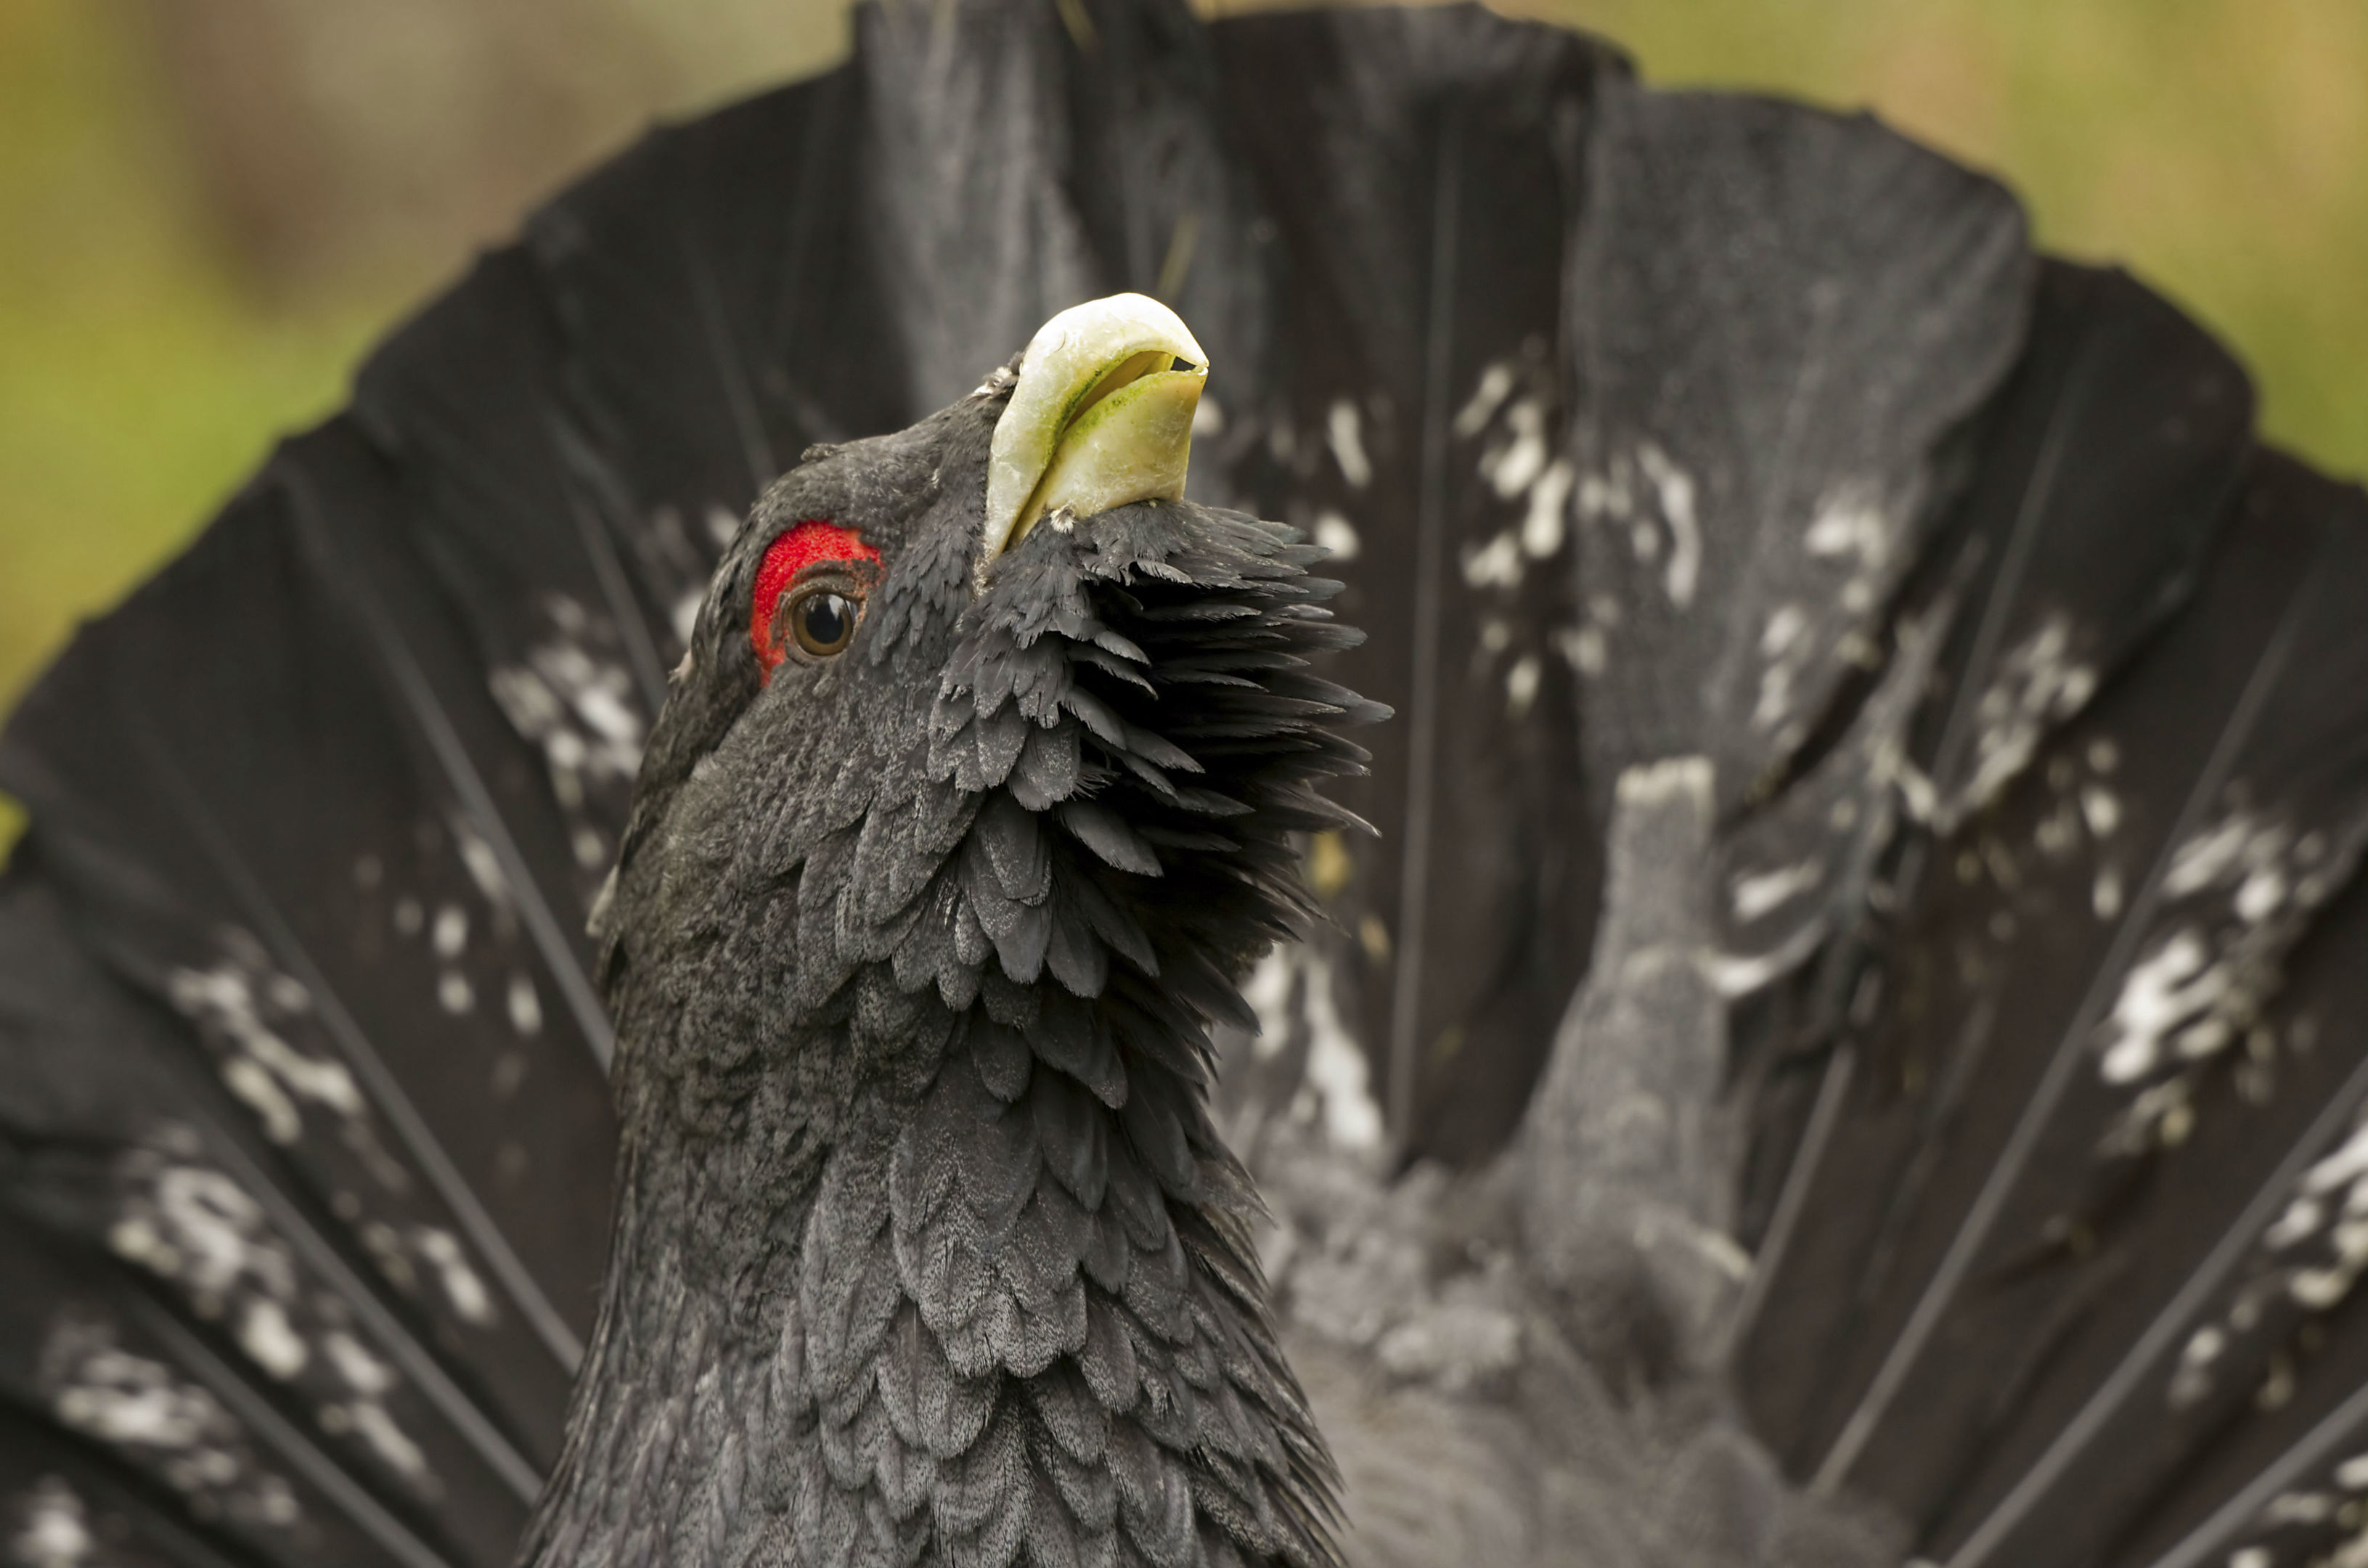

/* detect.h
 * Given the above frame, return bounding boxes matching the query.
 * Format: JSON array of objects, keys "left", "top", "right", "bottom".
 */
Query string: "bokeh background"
[{"left": 4, "top": 0, "right": 2364, "bottom": 854}]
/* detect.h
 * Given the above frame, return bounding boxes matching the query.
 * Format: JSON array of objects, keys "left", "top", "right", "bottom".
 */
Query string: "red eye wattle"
[{"left": 751, "top": 520, "right": 880, "bottom": 677}]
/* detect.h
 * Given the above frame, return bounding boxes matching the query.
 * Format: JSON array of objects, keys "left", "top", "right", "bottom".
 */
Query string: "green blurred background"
[{"left": 3, "top": 0, "right": 2364, "bottom": 853}]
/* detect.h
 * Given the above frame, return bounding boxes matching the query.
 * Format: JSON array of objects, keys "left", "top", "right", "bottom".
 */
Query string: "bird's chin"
[{"left": 979, "top": 293, "right": 1209, "bottom": 576}]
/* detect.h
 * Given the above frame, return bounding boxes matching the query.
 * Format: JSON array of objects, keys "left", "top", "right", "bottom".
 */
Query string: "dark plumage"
[
  {"left": 525, "top": 370, "right": 1374, "bottom": 1566},
  {"left": 4, "top": 3, "right": 2368, "bottom": 1567}
]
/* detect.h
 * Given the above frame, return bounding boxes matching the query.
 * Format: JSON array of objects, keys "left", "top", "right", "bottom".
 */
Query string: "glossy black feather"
[
  {"left": 0, "top": 461, "right": 605, "bottom": 1426},
  {"left": 1732, "top": 249, "right": 2270, "bottom": 1462},
  {"left": 1739, "top": 446, "right": 2365, "bottom": 1561},
  {"left": 1566, "top": 81, "right": 2031, "bottom": 811},
  {"left": 0, "top": 862, "right": 536, "bottom": 1567},
  {"left": 1877, "top": 460, "right": 2368, "bottom": 1568},
  {"left": 1209, "top": 4, "right": 1617, "bottom": 1164}
]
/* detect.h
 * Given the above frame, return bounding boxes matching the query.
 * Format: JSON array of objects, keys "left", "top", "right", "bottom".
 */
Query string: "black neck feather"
[{"left": 524, "top": 500, "right": 1376, "bottom": 1567}]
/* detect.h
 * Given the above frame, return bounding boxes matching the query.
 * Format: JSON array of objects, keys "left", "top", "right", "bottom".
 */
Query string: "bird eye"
[
  {"left": 788, "top": 587, "right": 859, "bottom": 657},
  {"left": 748, "top": 520, "right": 881, "bottom": 679}
]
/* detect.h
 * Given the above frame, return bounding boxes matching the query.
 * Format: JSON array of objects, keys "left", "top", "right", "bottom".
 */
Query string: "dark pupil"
[{"left": 794, "top": 591, "right": 854, "bottom": 654}]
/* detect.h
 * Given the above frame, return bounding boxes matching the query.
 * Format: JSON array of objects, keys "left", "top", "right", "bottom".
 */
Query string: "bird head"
[{"left": 598, "top": 290, "right": 1377, "bottom": 1074}]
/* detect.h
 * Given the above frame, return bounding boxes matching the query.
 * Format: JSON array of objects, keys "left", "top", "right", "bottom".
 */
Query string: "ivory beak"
[{"left": 982, "top": 293, "right": 1209, "bottom": 568}]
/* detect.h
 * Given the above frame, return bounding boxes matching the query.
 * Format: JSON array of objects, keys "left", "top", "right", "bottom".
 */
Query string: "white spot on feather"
[
  {"left": 1301, "top": 954, "right": 1381, "bottom": 1152},
  {"left": 150, "top": 1166, "right": 293, "bottom": 1300},
  {"left": 1312, "top": 510, "right": 1360, "bottom": 562},
  {"left": 237, "top": 1300, "right": 307, "bottom": 1381},
  {"left": 1578, "top": 457, "right": 1634, "bottom": 524},
  {"left": 1462, "top": 531, "right": 1523, "bottom": 591},
  {"left": 1636, "top": 442, "right": 1699, "bottom": 608},
  {"left": 1753, "top": 665, "right": 1797, "bottom": 734},
  {"left": 2167, "top": 814, "right": 2258, "bottom": 897},
  {"left": 2237, "top": 867, "right": 2288, "bottom": 923},
  {"left": 11, "top": 1477, "right": 97, "bottom": 1567},
  {"left": 1481, "top": 398, "right": 1547, "bottom": 499},
  {"left": 1327, "top": 400, "right": 1372, "bottom": 489},
  {"left": 1253, "top": 945, "right": 1383, "bottom": 1155},
  {"left": 2303, "top": 1124, "right": 2368, "bottom": 1200},
  {"left": 322, "top": 1332, "right": 395, "bottom": 1398},
  {"left": 1618, "top": 755, "right": 1715, "bottom": 807},
  {"left": 1731, "top": 863, "right": 1821, "bottom": 923},
  {"left": 2081, "top": 786, "right": 2122, "bottom": 839},
  {"left": 413, "top": 1227, "right": 496, "bottom": 1326},
  {"left": 168, "top": 958, "right": 364, "bottom": 1145},
  {"left": 489, "top": 595, "right": 648, "bottom": 875},
  {"left": 2093, "top": 866, "right": 2125, "bottom": 920},
  {"left": 2097, "top": 930, "right": 2227, "bottom": 1085},
  {"left": 1244, "top": 949, "right": 1294, "bottom": 1061},
  {"left": 1960, "top": 616, "right": 2099, "bottom": 814},
  {"left": 1453, "top": 362, "right": 1514, "bottom": 438},
  {"left": 454, "top": 828, "right": 510, "bottom": 908},
  {"left": 221, "top": 1060, "right": 302, "bottom": 1144},
  {"left": 1804, "top": 488, "right": 1891, "bottom": 564},
  {"left": 1556, "top": 626, "right": 1606, "bottom": 679},
  {"left": 49, "top": 1335, "right": 224, "bottom": 1452},
  {"left": 1522, "top": 459, "right": 1574, "bottom": 559},
  {"left": 2266, "top": 1196, "right": 2327, "bottom": 1251},
  {"left": 2036, "top": 804, "right": 2079, "bottom": 857},
  {"left": 348, "top": 1402, "right": 428, "bottom": 1480},
  {"left": 1505, "top": 655, "right": 1542, "bottom": 719},
  {"left": 506, "top": 973, "right": 542, "bottom": 1038}
]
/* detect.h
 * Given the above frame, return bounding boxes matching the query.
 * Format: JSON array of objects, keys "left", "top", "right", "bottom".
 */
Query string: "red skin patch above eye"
[{"left": 750, "top": 520, "right": 881, "bottom": 677}]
